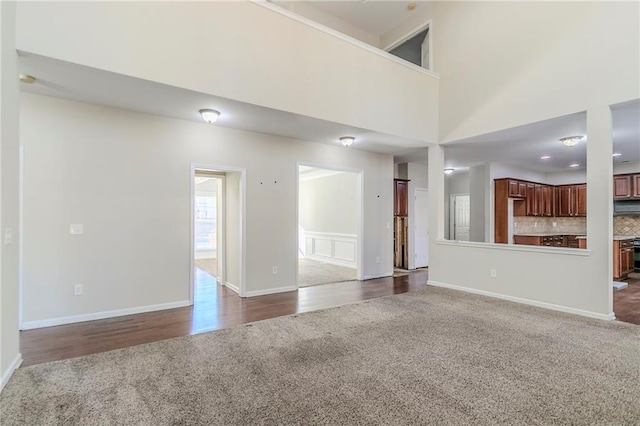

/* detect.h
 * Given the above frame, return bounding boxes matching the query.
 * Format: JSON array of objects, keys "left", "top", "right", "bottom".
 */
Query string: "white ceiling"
[
  {"left": 442, "top": 104, "right": 640, "bottom": 173},
  {"left": 306, "top": 1, "right": 429, "bottom": 37},
  {"left": 17, "top": 52, "right": 424, "bottom": 155}
]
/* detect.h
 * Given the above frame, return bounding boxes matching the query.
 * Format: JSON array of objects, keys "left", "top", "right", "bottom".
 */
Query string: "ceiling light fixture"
[
  {"left": 19, "top": 74, "right": 36, "bottom": 84},
  {"left": 199, "top": 109, "right": 220, "bottom": 124},
  {"left": 612, "top": 153, "right": 622, "bottom": 157},
  {"left": 444, "top": 168, "right": 454, "bottom": 175},
  {"left": 540, "top": 155, "right": 551, "bottom": 160},
  {"left": 569, "top": 163, "right": 580, "bottom": 168},
  {"left": 407, "top": 3, "right": 416, "bottom": 10},
  {"left": 340, "top": 136, "right": 355, "bottom": 147},
  {"left": 560, "top": 135, "right": 583, "bottom": 147}
]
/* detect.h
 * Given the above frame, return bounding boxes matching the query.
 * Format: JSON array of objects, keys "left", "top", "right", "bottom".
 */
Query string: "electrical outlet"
[
  {"left": 74, "top": 284, "right": 83, "bottom": 295},
  {"left": 490, "top": 269, "right": 497, "bottom": 278},
  {"left": 272, "top": 266, "right": 278, "bottom": 274},
  {"left": 534, "top": 222, "right": 538, "bottom": 228},
  {"left": 4, "top": 228, "right": 13, "bottom": 245},
  {"left": 552, "top": 222, "right": 557, "bottom": 227},
  {"left": 70, "top": 224, "right": 84, "bottom": 235}
]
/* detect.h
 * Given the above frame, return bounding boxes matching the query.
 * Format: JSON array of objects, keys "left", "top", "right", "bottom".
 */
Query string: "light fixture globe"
[
  {"left": 340, "top": 136, "right": 355, "bottom": 147},
  {"left": 444, "top": 168, "right": 454, "bottom": 175},
  {"left": 199, "top": 109, "right": 220, "bottom": 124},
  {"left": 560, "top": 135, "right": 583, "bottom": 147}
]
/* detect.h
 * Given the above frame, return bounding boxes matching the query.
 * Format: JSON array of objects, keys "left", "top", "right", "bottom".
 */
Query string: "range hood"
[{"left": 614, "top": 199, "right": 640, "bottom": 216}]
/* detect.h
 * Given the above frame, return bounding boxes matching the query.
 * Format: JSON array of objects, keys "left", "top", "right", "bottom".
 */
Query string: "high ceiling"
[{"left": 304, "top": 1, "right": 429, "bottom": 36}]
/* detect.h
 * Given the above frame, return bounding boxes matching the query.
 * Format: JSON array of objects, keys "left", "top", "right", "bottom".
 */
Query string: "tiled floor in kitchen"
[{"left": 613, "top": 275, "right": 640, "bottom": 325}]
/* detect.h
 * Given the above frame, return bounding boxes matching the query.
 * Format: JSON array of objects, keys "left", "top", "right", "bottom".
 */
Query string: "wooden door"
[
  {"left": 614, "top": 175, "right": 632, "bottom": 199},
  {"left": 633, "top": 174, "right": 640, "bottom": 197},
  {"left": 575, "top": 184, "right": 587, "bottom": 216},
  {"left": 535, "top": 184, "right": 544, "bottom": 216},
  {"left": 526, "top": 183, "right": 537, "bottom": 215},
  {"left": 557, "top": 186, "right": 573, "bottom": 217},
  {"left": 394, "top": 179, "right": 409, "bottom": 216}
]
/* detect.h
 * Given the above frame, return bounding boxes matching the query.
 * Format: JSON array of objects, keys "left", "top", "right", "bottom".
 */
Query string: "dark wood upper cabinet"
[
  {"left": 575, "top": 184, "right": 587, "bottom": 216},
  {"left": 394, "top": 179, "right": 409, "bottom": 217},
  {"left": 526, "top": 183, "right": 536, "bottom": 215},
  {"left": 614, "top": 175, "right": 632, "bottom": 199},
  {"left": 556, "top": 185, "right": 573, "bottom": 217},
  {"left": 634, "top": 175, "right": 640, "bottom": 197},
  {"left": 507, "top": 179, "right": 526, "bottom": 198}
]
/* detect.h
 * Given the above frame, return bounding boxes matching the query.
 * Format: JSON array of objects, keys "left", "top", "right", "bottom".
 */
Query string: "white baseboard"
[
  {"left": 244, "top": 285, "right": 297, "bottom": 297},
  {"left": 427, "top": 280, "right": 615, "bottom": 321},
  {"left": 363, "top": 272, "right": 393, "bottom": 280},
  {"left": 21, "top": 300, "right": 192, "bottom": 330},
  {"left": 1, "top": 354, "right": 23, "bottom": 392},
  {"left": 225, "top": 281, "right": 240, "bottom": 295},
  {"left": 304, "top": 254, "right": 357, "bottom": 269}
]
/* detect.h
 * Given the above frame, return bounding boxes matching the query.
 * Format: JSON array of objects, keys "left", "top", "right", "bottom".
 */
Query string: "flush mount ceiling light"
[
  {"left": 407, "top": 3, "right": 416, "bottom": 10},
  {"left": 19, "top": 74, "right": 36, "bottom": 84},
  {"left": 340, "top": 136, "right": 355, "bottom": 147},
  {"left": 444, "top": 168, "right": 454, "bottom": 175},
  {"left": 540, "top": 155, "right": 551, "bottom": 160},
  {"left": 560, "top": 135, "right": 583, "bottom": 147},
  {"left": 569, "top": 163, "right": 580, "bottom": 168},
  {"left": 199, "top": 109, "right": 220, "bottom": 124}
]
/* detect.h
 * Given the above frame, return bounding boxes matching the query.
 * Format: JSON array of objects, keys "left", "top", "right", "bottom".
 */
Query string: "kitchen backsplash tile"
[
  {"left": 614, "top": 215, "right": 640, "bottom": 236},
  {"left": 514, "top": 217, "right": 586, "bottom": 234}
]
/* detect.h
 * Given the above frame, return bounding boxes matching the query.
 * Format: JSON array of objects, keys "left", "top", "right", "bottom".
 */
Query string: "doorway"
[
  {"left": 385, "top": 22, "right": 432, "bottom": 71},
  {"left": 297, "top": 164, "right": 363, "bottom": 288},
  {"left": 450, "top": 194, "right": 471, "bottom": 241},
  {"left": 190, "top": 164, "right": 245, "bottom": 304}
]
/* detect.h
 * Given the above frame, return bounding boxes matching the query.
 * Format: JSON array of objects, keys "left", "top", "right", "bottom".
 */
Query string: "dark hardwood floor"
[
  {"left": 613, "top": 276, "right": 640, "bottom": 325},
  {"left": 20, "top": 268, "right": 429, "bottom": 366},
  {"left": 21, "top": 269, "right": 639, "bottom": 367}
]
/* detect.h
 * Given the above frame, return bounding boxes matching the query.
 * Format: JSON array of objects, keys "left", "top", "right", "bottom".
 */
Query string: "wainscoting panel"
[{"left": 302, "top": 231, "right": 357, "bottom": 269}]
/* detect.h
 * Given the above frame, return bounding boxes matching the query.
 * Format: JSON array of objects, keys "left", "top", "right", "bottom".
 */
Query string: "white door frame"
[
  {"left": 295, "top": 162, "right": 364, "bottom": 289},
  {"left": 449, "top": 193, "right": 470, "bottom": 240},
  {"left": 190, "top": 163, "right": 247, "bottom": 301},
  {"left": 382, "top": 20, "right": 432, "bottom": 71}
]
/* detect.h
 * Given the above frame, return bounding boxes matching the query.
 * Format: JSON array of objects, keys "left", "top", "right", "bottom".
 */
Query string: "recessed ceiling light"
[
  {"left": 407, "top": 3, "right": 416, "bottom": 11},
  {"left": 199, "top": 109, "right": 220, "bottom": 124},
  {"left": 612, "top": 153, "right": 622, "bottom": 157},
  {"left": 340, "top": 136, "right": 355, "bottom": 147},
  {"left": 444, "top": 168, "right": 454, "bottom": 175},
  {"left": 569, "top": 163, "right": 580, "bottom": 168},
  {"left": 540, "top": 155, "right": 551, "bottom": 160}
]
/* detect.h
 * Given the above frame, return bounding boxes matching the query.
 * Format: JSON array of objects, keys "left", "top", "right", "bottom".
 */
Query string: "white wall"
[
  {"left": 0, "top": 1, "right": 22, "bottom": 390},
  {"left": 469, "top": 165, "right": 486, "bottom": 242},
  {"left": 299, "top": 172, "right": 358, "bottom": 235},
  {"left": 433, "top": 1, "right": 639, "bottom": 143},
  {"left": 20, "top": 93, "right": 394, "bottom": 325},
  {"left": 444, "top": 171, "right": 469, "bottom": 240},
  {"left": 225, "top": 172, "right": 241, "bottom": 290},
  {"left": 15, "top": 1, "right": 439, "bottom": 144}
]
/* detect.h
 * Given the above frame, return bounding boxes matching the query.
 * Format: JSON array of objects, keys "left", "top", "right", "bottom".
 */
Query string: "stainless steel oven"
[{"left": 634, "top": 238, "right": 640, "bottom": 272}]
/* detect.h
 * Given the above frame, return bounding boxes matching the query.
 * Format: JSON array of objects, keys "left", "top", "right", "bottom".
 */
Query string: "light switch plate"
[{"left": 70, "top": 224, "right": 83, "bottom": 235}]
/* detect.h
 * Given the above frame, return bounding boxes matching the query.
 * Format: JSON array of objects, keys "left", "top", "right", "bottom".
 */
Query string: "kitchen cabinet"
[
  {"left": 614, "top": 175, "right": 633, "bottom": 199},
  {"left": 613, "top": 239, "right": 635, "bottom": 279},
  {"left": 508, "top": 179, "right": 527, "bottom": 198},
  {"left": 524, "top": 183, "right": 554, "bottom": 217},
  {"left": 613, "top": 173, "right": 640, "bottom": 199},
  {"left": 556, "top": 184, "right": 586, "bottom": 217},
  {"left": 394, "top": 179, "right": 409, "bottom": 217}
]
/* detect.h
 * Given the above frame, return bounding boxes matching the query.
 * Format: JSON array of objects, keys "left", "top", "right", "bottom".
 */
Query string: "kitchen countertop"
[
  {"left": 574, "top": 235, "right": 637, "bottom": 240},
  {"left": 514, "top": 233, "right": 586, "bottom": 237}
]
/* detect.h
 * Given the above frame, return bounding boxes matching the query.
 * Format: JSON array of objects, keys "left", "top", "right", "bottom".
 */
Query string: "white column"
[
  {"left": 428, "top": 145, "right": 445, "bottom": 242},
  {"left": 586, "top": 105, "right": 614, "bottom": 315}
]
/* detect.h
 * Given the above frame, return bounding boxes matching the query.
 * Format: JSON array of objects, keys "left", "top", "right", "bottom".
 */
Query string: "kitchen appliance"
[
  {"left": 614, "top": 200, "right": 640, "bottom": 216},
  {"left": 634, "top": 238, "right": 640, "bottom": 272}
]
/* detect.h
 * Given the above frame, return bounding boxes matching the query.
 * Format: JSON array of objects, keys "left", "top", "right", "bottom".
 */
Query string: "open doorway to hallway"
[
  {"left": 297, "top": 165, "right": 362, "bottom": 288},
  {"left": 191, "top": 165, "right": 244, "bottom": 304}
]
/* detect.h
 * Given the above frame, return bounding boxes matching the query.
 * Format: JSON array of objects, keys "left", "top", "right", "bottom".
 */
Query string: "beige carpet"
[
  {"left": 195, "top": 258, "right": 217, "bottom": 277},
  {"left": 298, "top": 258, "right": 357, "bottom": 287},
  {"left": 2, "top": 287, "right": 640, "bottom": 425}
]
